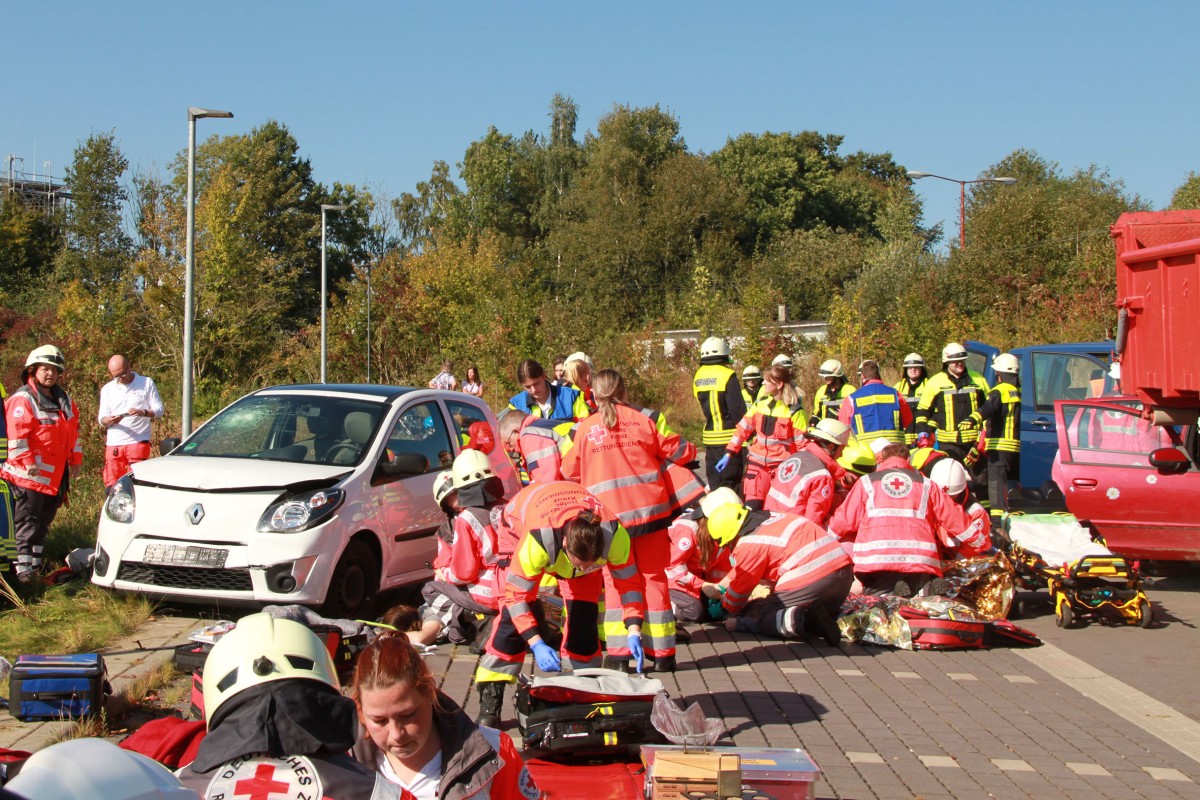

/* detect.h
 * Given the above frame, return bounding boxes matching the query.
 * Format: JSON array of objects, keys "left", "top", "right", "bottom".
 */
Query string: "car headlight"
[
  {"left": 257, "top": 488, "right": 345, "bottom": 532},
  {"left": 105, "top": 475, "right": 136, "bottom": 524}
]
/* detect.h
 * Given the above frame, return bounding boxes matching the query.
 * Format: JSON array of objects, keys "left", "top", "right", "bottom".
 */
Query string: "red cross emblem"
[
  {"left": 881, "top": 471, "right": 913, "bottom": 498},
  {"left": 234, "top": 764, "right": 289, "bottom": 800},
  {"left": 587, "top": 426, "right": 608, "bottom": 446}
]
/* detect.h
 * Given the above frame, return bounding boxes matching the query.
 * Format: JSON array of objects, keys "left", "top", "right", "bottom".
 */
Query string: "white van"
[{"left": 92, "top": 384, "right": 516, "bottom": 617}]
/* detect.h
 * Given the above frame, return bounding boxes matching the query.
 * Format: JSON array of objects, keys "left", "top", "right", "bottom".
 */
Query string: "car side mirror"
[
  {"left": 159, "top": 437, "right": 182, "bottom": 456},
  {"left": 1149, "top": 447, "right": 1190, "bottom": 474}
]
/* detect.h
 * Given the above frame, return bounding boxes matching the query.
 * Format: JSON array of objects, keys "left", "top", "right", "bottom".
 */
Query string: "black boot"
[
  {"left": 475, "top": 682, "right": 505, "bottom": 729},
  {"left": 653, "top": 654, "right": 677, "bottom": 673}
]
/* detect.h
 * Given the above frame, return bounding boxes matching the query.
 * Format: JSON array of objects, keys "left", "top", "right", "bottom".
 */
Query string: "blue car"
[{"left": 965, "top": 340, "right": 1113, "bottom": 493}]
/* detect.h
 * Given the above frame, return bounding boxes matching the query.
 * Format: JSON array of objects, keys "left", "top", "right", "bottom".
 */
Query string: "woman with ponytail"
[{"left": 562, "top": 369, "right": 697, "bottom": 673}]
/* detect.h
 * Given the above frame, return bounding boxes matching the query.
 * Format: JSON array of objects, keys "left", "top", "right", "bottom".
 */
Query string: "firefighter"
[
  {"left": 812, "top": 359, "right": 854, "bottom": 421},
  {"left": 704, "top": 501, "right": 853, "bottom": 646},
  {"left": 962, "top": 352, "right": 1021, "bottom": 520},
  {"left": 741, "top": 365, "right": 763, "bottom": 406},
  {"left": 839, "top": 360, "right": 912, "bottom": 446},
  {"left": 562, "top": 369, "right": 697, "bottom": 672},
  {"left": 664, "top": 487, "right": 740, "bottom": 624},
  {"left": 417, "top": 450, "right": 506, "bottom": 647},
  {"left": 763, "top": 418, "right": 851, "bottom": 525},
  {"left": 716, "top": 363, "right": 808, "bottom": 510},
  {"left": 893, "top": 353, "right": 930, "bottom": 446},
  {"left": 929, "top": 458, "right": 992, "bottom": 560},
  {"left": 692, "top": 337, "right": 747, "bottom": 491},
  {"left": 829, "top": 442, "right": 971, "bottom": 598},
  {"left": 178, "top": 613, "right": 398, "bottom": 799},
  {"left": 472, "top": 482, "right": 646, "bottom": 728},
  {"left": 915, "top": 343, "right": 990, "bottom": 466},
  {"left": 2, "top": 345, "right": 82, "bottom": 584}
]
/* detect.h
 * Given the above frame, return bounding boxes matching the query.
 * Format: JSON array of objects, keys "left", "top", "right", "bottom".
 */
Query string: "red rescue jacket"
[
  {"left": 763, "top": 441, "right": 846, "bottom": 524},
  {"left": 664, "top": 514, "right": 733, "bottom": 599},
  {"left": 2, "top": 382, "right": 82, "bottom": 496}
]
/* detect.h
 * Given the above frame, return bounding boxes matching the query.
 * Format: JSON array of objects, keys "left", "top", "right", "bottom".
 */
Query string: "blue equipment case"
[{"left": 9, "top": 654, "right": 109, "bottom": 722}]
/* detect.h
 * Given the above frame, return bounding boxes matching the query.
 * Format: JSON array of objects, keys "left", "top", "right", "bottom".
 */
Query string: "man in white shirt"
[{"left": 98, "top": 354, "right": 164, "bottom": 488}]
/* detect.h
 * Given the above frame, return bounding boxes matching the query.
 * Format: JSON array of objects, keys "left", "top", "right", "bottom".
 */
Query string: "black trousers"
[
  {"left": 12, "top": 483, "right": 64, "bottom": 575},
  {"left": 704, "top": 445, "right": 744, "bottom": 492},
  {"left": 738, "top": 566, "right": 854, "bottom": 640},
  {"left": 987, "top": 450, "right": 1020, "bottom": 515}
]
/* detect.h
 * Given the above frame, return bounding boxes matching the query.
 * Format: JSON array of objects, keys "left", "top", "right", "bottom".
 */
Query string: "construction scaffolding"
[{"left": 1, "top": 155, "right": 71, "bottom": 215}]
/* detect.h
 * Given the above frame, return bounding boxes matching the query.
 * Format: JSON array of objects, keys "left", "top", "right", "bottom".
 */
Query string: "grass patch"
[
  {"left": 48, "top": 662, "right": 191, "bottom": 743},
  {"left": 0, "top": 583, "right": 155, "bottom": 663}
]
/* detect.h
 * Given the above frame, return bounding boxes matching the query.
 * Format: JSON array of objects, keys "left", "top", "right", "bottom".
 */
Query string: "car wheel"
[{"left": 323, "top": 539, "right": 379, "bottom": 619}]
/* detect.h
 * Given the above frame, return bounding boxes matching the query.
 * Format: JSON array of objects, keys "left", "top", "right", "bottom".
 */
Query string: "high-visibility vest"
[
  {"left": 846, "top": 382, "right": 906, "bottom": 444},
  {"left": 980, "top": 383, "right": 1021, "bottom": 453},
  {"left": 727, "top": 397, "right": 807, "bottom": 470},
  {"left": 813, "top": 382, "right": 854, "bottom": 420}
]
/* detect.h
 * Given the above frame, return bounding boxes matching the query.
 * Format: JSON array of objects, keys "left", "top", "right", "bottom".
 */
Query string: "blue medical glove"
[
  {"left": 715, "top": 454, "right": 732, "bottom": 473},
  {"left": 531, "top": 641, "right": 561, "bottom": 672},
  {"left": 627, "top": 632, "right": 645, "bottom": 673}
]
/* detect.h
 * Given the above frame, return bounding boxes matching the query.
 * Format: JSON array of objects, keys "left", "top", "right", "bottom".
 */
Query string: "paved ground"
[{"left": 4, "top": 578, "right": 1198, "bottom": 799}]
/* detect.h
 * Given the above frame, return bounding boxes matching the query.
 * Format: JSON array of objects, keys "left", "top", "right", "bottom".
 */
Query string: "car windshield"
[{"left": 178, "top": 394, "right": 385, "bottom": 466}]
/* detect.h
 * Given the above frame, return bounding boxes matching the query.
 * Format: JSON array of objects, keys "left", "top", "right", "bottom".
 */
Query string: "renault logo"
[{"left": 187, "top": 503, "right": 205, "bottom": 525}]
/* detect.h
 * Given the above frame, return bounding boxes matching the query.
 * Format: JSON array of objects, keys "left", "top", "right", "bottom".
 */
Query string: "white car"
[{"left": 92, "top": 384, "right": 516, "bottom": 617}]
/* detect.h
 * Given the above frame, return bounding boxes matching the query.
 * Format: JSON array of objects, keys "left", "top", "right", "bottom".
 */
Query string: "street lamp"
[
  {"left": 907, "top": 171, "right": 1017, "bottom": 250},
  {"left": 183, "top": 106, "right": 233, "bottom": 438},
  {"left": 320, "top": 204, "right": 347, "bottom": 383},
  {"left": 366, "top": 261, "right": 373, "bottom": 384}
]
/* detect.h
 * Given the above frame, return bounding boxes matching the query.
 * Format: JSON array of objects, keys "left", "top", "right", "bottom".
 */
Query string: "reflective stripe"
[
  {"left": 777, "top": 546, "right": 847, "bottom": 585},
  {"left": 508, "top": 573, "right": 536, "bottom": 592},
  {"left": 853, "top": 538, "right": 939, "bottom": 554},
  {"left": 854, "top": 552, "right": 941, "bottom": 568},
  {"left": 587, "top": 470, "right": 664, "bottom": 496}
]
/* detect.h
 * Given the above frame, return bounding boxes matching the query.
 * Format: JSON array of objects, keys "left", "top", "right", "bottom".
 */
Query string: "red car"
[{"left": 1053, "top": 398, "right": 1200, "bottom": 561}]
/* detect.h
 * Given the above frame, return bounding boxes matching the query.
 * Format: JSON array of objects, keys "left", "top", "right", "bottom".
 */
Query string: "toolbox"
[{"left": 9, "top": 654, "right": 110, "bottom": 722}]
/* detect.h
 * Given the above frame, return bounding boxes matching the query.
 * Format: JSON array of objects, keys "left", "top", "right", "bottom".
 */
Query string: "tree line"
[{"left": 2, "top": 93, "right": 1196, "bottom": 436}]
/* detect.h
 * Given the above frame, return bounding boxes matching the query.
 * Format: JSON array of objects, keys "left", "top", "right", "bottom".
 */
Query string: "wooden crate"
[{"left": 650, "top": 751, "right": 741, "bottom": 799}]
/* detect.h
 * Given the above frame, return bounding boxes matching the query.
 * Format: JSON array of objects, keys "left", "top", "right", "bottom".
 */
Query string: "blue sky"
[{"left": 5, "top": 2, "right": 1196, "bottom": 248}]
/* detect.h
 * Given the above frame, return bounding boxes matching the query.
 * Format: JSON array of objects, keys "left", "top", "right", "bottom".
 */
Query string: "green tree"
[
  {"left": 1170, "top": 172, "right": 1200, "bottom": 209},
  {"left": 0, "top": 195, "right": 61, "bottom": 304},
  {"left": 54, "top": 132, "right": 134, "bottom": 292}
]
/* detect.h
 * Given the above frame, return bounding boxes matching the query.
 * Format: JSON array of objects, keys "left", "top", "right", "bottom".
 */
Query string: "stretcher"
[{"left": 1000, "top": 513, "right": 1151, "bottom": 628}]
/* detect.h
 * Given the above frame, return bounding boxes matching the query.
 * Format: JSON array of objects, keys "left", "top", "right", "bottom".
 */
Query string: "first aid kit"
[{"left": 9, "top": 654, "right": 110, "bottom": 722}]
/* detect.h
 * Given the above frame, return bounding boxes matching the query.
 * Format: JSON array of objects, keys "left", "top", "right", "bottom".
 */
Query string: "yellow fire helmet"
[
  {"left": 837, "top": 436, "right": 877, "bottom": 476},
  {"left": 707, "top": 502, "right": 750, "bottom": 547}
]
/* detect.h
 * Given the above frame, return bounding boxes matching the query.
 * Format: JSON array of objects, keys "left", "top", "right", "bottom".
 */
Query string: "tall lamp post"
[
  {"left": 320, "top": 204, "right": 347, "bottom": 383},
  {"left": 907, "top": 171, "right": 1017, "bottom": 250},
  {"left": 366, "top": 262, "right": 373, "bottom": 384},
  {"left": 183, "top": 106, "right": 233, "bottom": 438}
]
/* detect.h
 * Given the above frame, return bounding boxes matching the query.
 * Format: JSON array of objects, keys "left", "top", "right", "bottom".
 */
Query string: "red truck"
[{"left": 1053, "top": 210, "right": 1200, "bottom": 561}]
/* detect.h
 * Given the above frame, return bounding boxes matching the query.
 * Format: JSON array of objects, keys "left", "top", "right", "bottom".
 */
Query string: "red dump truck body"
[
  {"left": 1112, "top": 209, "right": 1200, "bottom": 416},
  {"left": 1052, "top": 210, "right": 1200, "bottom": 561}
]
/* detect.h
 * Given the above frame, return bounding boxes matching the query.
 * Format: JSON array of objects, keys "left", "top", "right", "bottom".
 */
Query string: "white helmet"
[
  {"left": 741, "top": 365, "right": 762, "bottom": 380},
  {"left": 993, "top": 353, "right": 1020, "bottom": 375},
  {"left": 698, "top": 487, "right": 741, "bottom": 518},
  {"left": 25, "top": 344, "right": 66, "bottom": 371},
  {"left": 565, "top": 350, "right": 593, "bottom": 368},
  {"left": 807, "top": 418, "right": 851, "bottom": 447},
  {"left": 818, "top": 359, "right": 844, "bottom": 378},
  {"left": 941, "top": 342, "right": 968, "bottom": 363},
  {"left": 771, "top": 353, "right": 794, "bottom": 368},
  {"left": 930, "top": 458, "right": 969, "bottom": 497},
  {"left": 903, "top": 353, "right": 925, "bottom": 369},
  {"left": 433, "top": 470, "right": 455, "bottom": 506},
  {"left": 451, "top": 447, "right": 494, "bottom": 489},
  {"left": 202, "top": 612, "right": 339, "bottom": 727},
  {"left": 4, "top": 738, "right": 198, "bottom": 800},
  {"left": 1108, "top": 362, "right": 1121, "bottom": 381},
  {"left": 700, "top": 337, "right": 730, "bottom": 360}
]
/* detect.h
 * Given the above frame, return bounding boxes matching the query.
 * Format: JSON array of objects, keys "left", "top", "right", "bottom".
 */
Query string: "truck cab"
[{"left": 965, "top": 340, "right": 1113, "bottom": 493}]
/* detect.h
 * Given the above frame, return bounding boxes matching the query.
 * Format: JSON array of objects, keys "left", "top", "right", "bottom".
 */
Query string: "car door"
[
  {"left": 375, "top": 400, "right": 455, "bottom": 584},
  {"left": 1054, "top": 399, "right": 1200, "bottom": 560}
]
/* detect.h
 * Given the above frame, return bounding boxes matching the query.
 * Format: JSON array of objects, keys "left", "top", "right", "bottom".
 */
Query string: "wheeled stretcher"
[{"left": 999, "top": 513, "right": 1151, "bottom": 628}]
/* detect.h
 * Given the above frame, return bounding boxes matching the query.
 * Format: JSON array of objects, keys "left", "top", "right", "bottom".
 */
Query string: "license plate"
[{"left": 142, "top": 544, "right": 228, "bottom": 568}]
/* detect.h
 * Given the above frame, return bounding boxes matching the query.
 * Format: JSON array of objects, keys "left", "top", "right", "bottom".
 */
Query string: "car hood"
[{"left": 131, "top": 456, "right": 351, "bottom": 491}]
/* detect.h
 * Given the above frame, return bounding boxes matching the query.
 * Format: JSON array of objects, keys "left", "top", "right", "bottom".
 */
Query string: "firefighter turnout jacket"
[
  {"left": 812, "top": 380, "right": 854, "bottom": 421},
  {"left": 2, "top": 381, "right": 82, "bottom": 496},
  {"left": 693, "top": 362, "right": 747, "bottom": 446},
  {"left": 915, "top": 369, "right": 990, "bottom": 445},
  {"left": 893, "top": 376, "right": 929, "bottom": 445},
  {"left": 829, "top": 456, "right": 971, "bottom": 577},
  {"left": 969, "top": 381, "right": 1021, "bottom": 453},
  {"left": 722, "top": 511, "right": 853, "bottom": 614}
]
